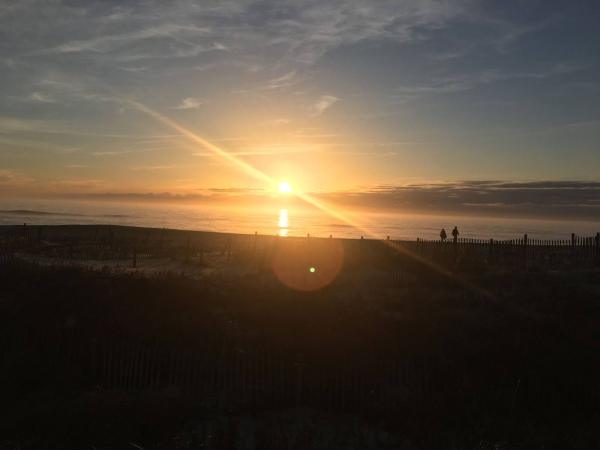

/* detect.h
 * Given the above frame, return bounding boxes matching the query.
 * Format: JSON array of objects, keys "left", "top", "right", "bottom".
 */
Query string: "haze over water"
[{"left": 1, "top": 199, "right": 597, "bottom": 241}]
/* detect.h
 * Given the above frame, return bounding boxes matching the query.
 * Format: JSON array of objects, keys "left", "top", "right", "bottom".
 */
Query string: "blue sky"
[{"left": 0, "top": 0, "right": 599, "bottom": 204}]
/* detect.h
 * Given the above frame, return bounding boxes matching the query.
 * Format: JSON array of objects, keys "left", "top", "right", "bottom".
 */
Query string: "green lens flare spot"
[{"left": 309, "top": 267, "right": 316, "bottom": 273}]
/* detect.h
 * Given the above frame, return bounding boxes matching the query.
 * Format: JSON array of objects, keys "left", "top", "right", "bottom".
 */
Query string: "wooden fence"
[
  {"left": 0, "top": 225, "right": 599, "bottom": 271},
  {"left": 409, "top": 232, "right": 600, "bottom": 268},
  {"left": 1, "top": 329, "right": 597, "bottom": 416}
]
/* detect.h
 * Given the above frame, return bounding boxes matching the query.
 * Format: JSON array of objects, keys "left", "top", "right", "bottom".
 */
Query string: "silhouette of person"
[
  {"left": 452, "top": 226, "right": 459, "bottom": 242},
  {"left": 440, "top": 228, "right": 447, "bottom": 242}
]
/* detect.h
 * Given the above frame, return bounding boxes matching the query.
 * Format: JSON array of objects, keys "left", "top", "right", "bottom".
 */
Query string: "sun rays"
[{"left": 125, "top": 96, "right": 491, "bottom": 298}]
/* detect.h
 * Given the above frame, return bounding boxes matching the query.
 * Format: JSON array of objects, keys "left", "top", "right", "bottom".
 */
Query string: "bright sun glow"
[{"left": 278, "top": 181, "right": 292, "bottom": 193}]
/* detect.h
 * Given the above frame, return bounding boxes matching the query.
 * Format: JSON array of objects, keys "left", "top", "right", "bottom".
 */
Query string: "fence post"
[
  {"left": 452, "top": 235, "right": 458, "bottom": 263},
  {"left": 158, "top": 228, "right": 164, "bottom": 253},
  {"left": 523, "top": 234, "right": 528, "bottom": 268},
  {"left": 595, "top": 232, "right": 600, "bottom": 266},
  {"left": 295, "top": 353, "right": 305, "bottom": 407},
  {"left": 185, "top": 234, "right": 191, "bottom": 263},
  {"left": 132, "top": 248, "right": 137, "bottom": 268},
  {"left": 226, "top": 236, "right": 232, "bottom": 263},
  {"left": 109, "top": 225, "right": 114, "bottom": 250},
  {"left": 252, "top": 231, "right": 257, "bottom": 259},
  {"left": 360, "top": 235, "right": 364, "bottom": 259}
]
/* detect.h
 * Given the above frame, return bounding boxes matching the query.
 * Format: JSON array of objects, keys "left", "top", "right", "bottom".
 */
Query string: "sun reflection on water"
[{"left": 278, "top": 208, "right": 289, "bottom": 236}]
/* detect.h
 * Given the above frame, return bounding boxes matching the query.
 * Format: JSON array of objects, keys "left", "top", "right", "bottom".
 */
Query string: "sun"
[{"left": 278, "top": 181, "right": 292, "bottom": 194}]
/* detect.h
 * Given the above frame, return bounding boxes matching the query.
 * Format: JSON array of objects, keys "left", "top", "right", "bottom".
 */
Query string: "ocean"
[{"left": 0, "top": 198, "right": 598, "bottom": 241}]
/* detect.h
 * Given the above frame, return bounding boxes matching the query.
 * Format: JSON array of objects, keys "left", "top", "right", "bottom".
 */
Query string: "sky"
[{"left": 1, "top": 0, "right": 599, "bottom": 218}]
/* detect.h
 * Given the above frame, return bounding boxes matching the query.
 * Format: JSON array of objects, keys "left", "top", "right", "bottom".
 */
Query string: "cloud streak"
[
  {"left": 320, "top": 181, "right": 600, "bottom": 221},
  {"left": 173, "top": 97, "right": 203, "bottom": 110},
  {"left": 43, "top": 180, "right": 600, "bottom": 222},
  {"left": 393, "top": 63, "right": 583, "bottom": 101},
  {"left": 28, "top": 92, "right": 55, "bottom": 103},
  {"left": 312, "top": 95, "right": 339, "bottom": 116},
  {"left": 42, "top": 24, "right": 210, "bottom": 54}
]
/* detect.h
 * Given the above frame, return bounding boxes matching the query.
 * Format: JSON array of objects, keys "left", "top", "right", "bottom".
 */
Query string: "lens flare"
[{"left": 272, "top": 239, "right": 344, "bottom": 291}]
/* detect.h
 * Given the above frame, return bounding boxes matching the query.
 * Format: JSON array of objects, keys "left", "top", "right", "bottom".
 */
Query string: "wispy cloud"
[
  {"left": 173, "top": 97, "right": 203, "bottom": 110},
  {"left": 27, "top": 92, "right": 55, "bottom": 103},
  {"left": 311, "top": 95, "right": 339, "bottom": 116},
  {"left": 132, "top": 165, "right": 180, "bottom": 171},
  {"left": 265, "top": 71, "right": 297, "bottom": 89},
  {"left": 91, "top": 148, "right": 159, "bottom": 157},
  {"left": 0, "top": 169, "right": 34, "bottom": 186},
  {"left": 0, "top": 116, "right": 58, "bottom": 133},
  {"left": 261, "top": 118, "right": 291, "bottom": 126},
  {"left": 319, "top": 181, "right": 600, "bottom": 221},
  {"left": 0, "top": 115, "right": 178, "bottom": 141},
  {"left": 43, "top": 24, "right": 210, "bottom": 54},
  {"left": 292, "top": 129, "right": 342, "bottom": 139},
  {"left": 47, "top": 178, "right": 113, "bottom": 192},
  {"left": 494, "top": 17, "right": 558, "bottom": 53},
  {"left": 14, "top": 1, "right": 469, "bottom": 73},
  {"left": 192, "top": 145, "right": 317, "bottom": 157},
  {"left": 392, "top": 63, "right": 583, "bottom": 101}
]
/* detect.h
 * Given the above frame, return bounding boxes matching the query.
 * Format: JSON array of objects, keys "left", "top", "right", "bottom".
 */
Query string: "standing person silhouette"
[
  {"left": 440, "top": 228, "right": 447, "bottom": 242},
  {"left": 452, "top": 226, "right": 459, "bottom": 243}
]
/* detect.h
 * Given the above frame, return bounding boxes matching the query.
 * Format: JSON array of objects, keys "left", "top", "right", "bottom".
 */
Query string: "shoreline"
[{"left": 1, "top": 222, "right": 598, "bottom": 243}]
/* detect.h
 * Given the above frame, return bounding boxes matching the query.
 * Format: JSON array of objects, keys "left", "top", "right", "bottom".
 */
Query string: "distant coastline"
[{"left": 1, "top": 199, "right": 598, "bottom": 241}]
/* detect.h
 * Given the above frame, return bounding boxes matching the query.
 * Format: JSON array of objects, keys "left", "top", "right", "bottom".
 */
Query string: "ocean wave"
[{"left": 328, "top": 223, "right": 353, "bottom": 228}]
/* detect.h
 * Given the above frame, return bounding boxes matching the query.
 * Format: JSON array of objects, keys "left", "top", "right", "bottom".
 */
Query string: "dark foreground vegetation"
[{"left": 0, "top": 226, "right": 599, "bottom": 449}]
